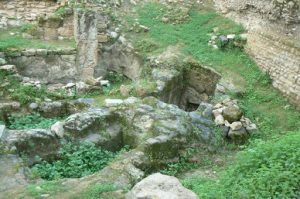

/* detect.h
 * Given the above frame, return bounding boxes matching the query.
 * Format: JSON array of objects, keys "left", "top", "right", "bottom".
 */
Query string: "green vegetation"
[
  {"left": 0, "top": 26, "right": 75, "bottom": 52},
  {"left": 160, "top": 148, "right": 198, "bottom": 176},
  {"left": 73, "top": 183, "right": 117, "bottom": 199},
  {"left": 31, "top": 142, "right": 118, "bottom": 180},
  {"left": 130, "top": 3, "right": 300, "bottom": 198},
  {"left": 133, "top": 3, "right": 300, "bottom": 139},
  {"left": 183, "top": 131, "right": 300, "bottom": 199},
  {"left": 0, "top": 70, "right": 68, "bottom": 105},
  {"left": 7, "top": 114, "right": 59, "bottom": 130}
]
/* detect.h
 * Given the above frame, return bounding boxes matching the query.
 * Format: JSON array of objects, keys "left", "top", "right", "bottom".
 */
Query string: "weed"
[
  {"left": 182, "top": 131, "right": 300, "bottom": 199},
  {"left": 31, "top": 142, "right": 119, "bottom": 180},
  {"left": 7, "top": 113, "right": 59, "bottom": 130}
]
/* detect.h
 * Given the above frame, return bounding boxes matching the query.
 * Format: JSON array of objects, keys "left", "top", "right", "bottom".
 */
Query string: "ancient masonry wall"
[
  {"left": 0, "top": 0, "right": 64, "bottom": 29},
  {"left": 214, "top": 0, "right": 300, "bottom": 108},
  {"left": 246, "top": 32, "right": 300, "bottom": 106},
  {"left": 6, "top": 48, "right": 77, "bottom": 84}
]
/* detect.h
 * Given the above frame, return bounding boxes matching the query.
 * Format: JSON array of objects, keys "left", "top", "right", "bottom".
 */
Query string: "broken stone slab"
[{"left": 125, "top": 173, "right": 198, "bottom": 199}]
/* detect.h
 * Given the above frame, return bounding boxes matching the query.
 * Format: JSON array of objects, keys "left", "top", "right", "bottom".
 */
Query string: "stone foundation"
[{"left": 6, "top": 48, "right": 77, "bottom": 84}]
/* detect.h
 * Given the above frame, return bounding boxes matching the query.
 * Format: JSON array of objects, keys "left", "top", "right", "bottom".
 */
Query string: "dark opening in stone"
[{"left": 160, "top": 66, "right": 221, "bottom": 112}]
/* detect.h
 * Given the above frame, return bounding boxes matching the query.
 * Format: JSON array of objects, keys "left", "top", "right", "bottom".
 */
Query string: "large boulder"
[
  {"left": 125, "top": 173, "right": 199, "bottom": 199},
  {"left": 1, "top": 129, "right": 60, "bottom": 165},
  {"left": 61, "top": 96, "right": 217, "bottom": 166}
]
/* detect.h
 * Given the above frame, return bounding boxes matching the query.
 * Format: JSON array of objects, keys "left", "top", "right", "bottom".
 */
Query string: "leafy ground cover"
[
  {"left": 7, "top": 113, "right": 59, "bottom": 130},
  {"left": 0, "top": 26, "right": 75, "bottom": 52},
  {"left": 31, "top": 142, "right": 120, "bottom": 180}
]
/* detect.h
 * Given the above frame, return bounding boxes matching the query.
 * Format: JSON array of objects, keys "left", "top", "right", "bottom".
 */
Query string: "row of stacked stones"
[{"left": 213, "top": 98, "right": 257, "bottom": 143}]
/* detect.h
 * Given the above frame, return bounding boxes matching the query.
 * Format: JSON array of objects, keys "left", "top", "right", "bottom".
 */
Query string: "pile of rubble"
[
  {"left": 213, "top": 98, "right": 257, "bottom": 143},
  {"left": 208, "top": 27, "right": 247, "bottom": 49}
]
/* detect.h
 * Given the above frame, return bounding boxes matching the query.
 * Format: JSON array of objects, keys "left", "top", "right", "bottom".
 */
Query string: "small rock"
[
  {"left": 36, "top": 49, "right": 47, "bottom": 56},
  {"left": 0, "top": 65, "right": 18, "bottom": 74},
  {"left": 230, "top": 121, "right": 243, "bottom": 131},
  {"left": 215, "top": 115, "right": 225, "bottom": 125},
  {"left": 29, "top": 103, "right": 39, "bottom": 110},
  {"left": 105, "top": 99, "right": 124, "bottom": 107},
  {"left": 212, "top": 108, "right": 223, "bottom": 117},
  {"left": 120, "top": 84, "right": 130, "bottom": 97},
  {"left": 50, "top": 121, "right": 65, "bottom": 138},
  {"left": 100, "top": 80, "right": 110, "bottom": 87},
  {"left": 65, "top": 82, "right": 76, "bottom": 89},
  {"left": 124, "top": 97, "right": 138, "bottom": 105},
  {"left": 109, "top": 31, "right": 118, "bottom": 39},
  {"left": 246, "top": 123, "right": 258, "bottom": 133},
  {"left": 228, "top": 127, "right": 248, "bottom": 144},
  {"left": 227, "top": 34, "right": 235, "bottom": 39},
  {"left": 0, "top": 125, "right": 6, "bottom": 140},
  {"left": 0, "top": 58, "right": 6, "bottom": 66},
  {"left": 223, "top": 105, "right": 243, "bottom": 123}
]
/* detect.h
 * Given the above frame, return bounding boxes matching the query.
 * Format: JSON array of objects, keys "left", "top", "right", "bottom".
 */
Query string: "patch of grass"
[
  {"left": 183, "top": 131, "right": 300, "bottom": 199},
  {"left": 31, "top": 142, "right": 118, "bottom": 180},
  {"left": 7, "top": 113, "right": 59, "bottom": 130},
  {"left": 73, "top": 183, "right": 117, "bottom": 199},
  {"left": 26, "top": 181, "right": 66, "bottom": 198},
  {"left": 133, "top": 3, "right": 300, "bottom": 138},
  {"left": 0, "top": 27, "right": 75, "bottom": 52}
]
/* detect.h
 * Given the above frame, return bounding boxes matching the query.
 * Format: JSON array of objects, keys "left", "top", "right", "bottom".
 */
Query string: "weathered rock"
[
  {"left": 228, "top": 127, "right": 248, "bottom": 144},
  {"left": 50, "top": 121, "right": 65, "bottom": 138},
  {"left": 120, "top": 84, "right": 131, "bottom": 97},
  {"left": 223, "top": 105, "right": 243, "bottom": 123},
  {"left": 0, "top": 125, "right": 6, "bottom": 139},
  {"left": 39, "top": 101, "right": 67, "bottom": 118},
  {"left": 230, "top": 121, "right": 243, "bottom": 131},
  {"left": 0, "top": 65, "right": 17, "bottom": 74},
  {"left": 29, "top": 102, "right": 39, "bottom": 110},
  {"left": 125, "top": 173, "right": 198, "bottom": 199},
  {"left": 0, "top": 58, "right": 6, "bottom": 65},
  {"left": 105, "top": 99, "right": 124, "bottom": 107},
  {"left": 215, "top": 115, "right": 225, "bottom": 125},
  {"left": 1, "top": 129, "right": 60, "bottom": 164}
]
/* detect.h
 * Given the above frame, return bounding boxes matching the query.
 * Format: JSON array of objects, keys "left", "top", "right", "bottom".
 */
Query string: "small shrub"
[
  {"left": 106, "top": 71, "right": 126, "bottom": 84},
  {"left": 31, "top": 142, "right": 118, "bottom": 180}
]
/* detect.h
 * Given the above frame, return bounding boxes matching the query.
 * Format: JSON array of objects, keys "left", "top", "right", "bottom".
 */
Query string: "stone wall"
[
  {"left": 0, "top": 0, "right": 65, "bottom": 29},
  {"left": 246, "top": 31, "right": 300, "bottom": 105},
  {"left": 6, "top": 48, "right": 77, "bottom": 84},
  {"left": 214, "top": 0, "right": 300, "bottom": 107}
]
